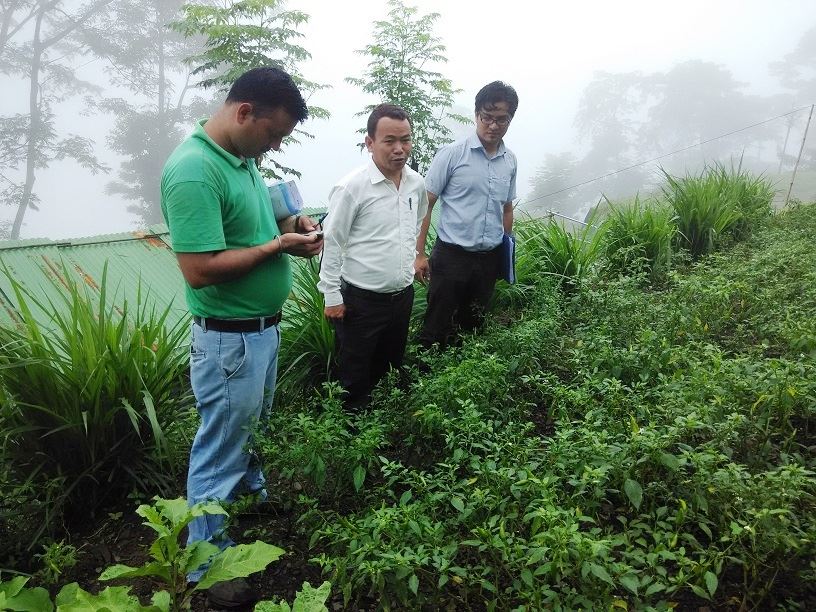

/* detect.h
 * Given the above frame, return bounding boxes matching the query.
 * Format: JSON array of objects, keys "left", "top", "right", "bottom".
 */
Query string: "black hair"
[
  {"left": 226, "top": 66, "right": 309, "bottom": 123},
  {"left": 367, "top": 103, "right": 411, "bottom": 138},
  {"left": 474, "top": 81, "right": 519, "bottom": 116}
]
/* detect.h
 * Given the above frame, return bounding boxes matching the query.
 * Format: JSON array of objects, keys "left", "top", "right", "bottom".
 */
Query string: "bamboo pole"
[{"left": 785, "top": 104, "right": 815, "bottom": 206}]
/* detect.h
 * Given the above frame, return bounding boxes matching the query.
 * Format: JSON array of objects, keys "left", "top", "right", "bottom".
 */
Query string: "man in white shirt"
[{"left": 318, "top": 104, "right": 429, "bottom": 409}]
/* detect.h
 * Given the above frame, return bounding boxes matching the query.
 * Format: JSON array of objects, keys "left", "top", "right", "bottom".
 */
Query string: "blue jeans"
[{"left": 186, "top": 322, "right": 280, "bottom": 581}]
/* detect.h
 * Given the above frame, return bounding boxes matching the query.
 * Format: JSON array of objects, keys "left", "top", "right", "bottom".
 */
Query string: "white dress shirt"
[{"left": 318, "top": 159, "right": 429, "bottom": 307}]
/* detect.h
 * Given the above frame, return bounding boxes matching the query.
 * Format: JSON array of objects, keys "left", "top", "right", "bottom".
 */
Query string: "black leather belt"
[
  {"left": 193, "top": 312, "right": 282, "bottom": 332},
  {"left": 340, "top": 279, "right": 413, "bottom": 302},
  {"left": 437, "top": 239, "right": 502, "bottom": 255}
]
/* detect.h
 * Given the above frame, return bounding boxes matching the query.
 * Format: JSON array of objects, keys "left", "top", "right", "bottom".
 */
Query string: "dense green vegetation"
[
  {"left": 260, "top": 201, "right": 815, "bottom": 610},
  {"left": 1, "top": 169, "right": 814, "bottom": 610}
]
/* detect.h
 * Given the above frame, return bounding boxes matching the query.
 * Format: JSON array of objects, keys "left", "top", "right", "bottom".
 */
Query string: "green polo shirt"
[{"left": 160, "top": 120, "right": 292, "bottom": 318}]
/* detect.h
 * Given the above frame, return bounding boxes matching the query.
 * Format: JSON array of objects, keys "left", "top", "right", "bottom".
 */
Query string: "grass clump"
[
  {"left": 601, "top": 195, "right": 676, "bottom": 283},
  {"left": 0, "top": 263, "right": 192, "bottom": 548}
]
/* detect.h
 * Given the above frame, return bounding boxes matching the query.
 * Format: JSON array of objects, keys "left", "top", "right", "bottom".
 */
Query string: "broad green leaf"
[
  {"left": 619, "top": 574, "right": 639, "bottom": 594},
  {"left": 644, "top": 582, "right": 665, "bottom": 596},
  {"left": 56, "top": 585, "right": 161, "bottom": 611},
  {"left": 450, "top": 497, "right": 465, "bottom": 513},
  {"left": 520, "top": 569, "right": 533, "bottom": 587},
  {"left": 399, "top": 490, "right": 412, "bottom": 506},
  {"left": 196, "top": 542, "right": 285, "bottom": 590},
  {"left": 659, "top": 453, "right": 680, "bottom": 471},
  {"left": 150, "top": 591, "right": 170, "bottom": 612},
  {"left": 181, "top": 541, "right": 221, "bottom": 575},
  {"left": 290, "top": 581, "right": 331, "bottom": 612},
  {"left": 0, "top": 578, "right": 53, "bottom": 612},
  {"left": 256, "top": 580, "right": 331, "bottom": 612},
  {"left": 589, "top": 563, "right": 614, "bottom": 586},
  {"left": 690, "top": 584, "right": 711, "bottom": 600},
  {"left": 256, "top": 602, "right": 292, "bottom": 612},
  {"left": 704, "top": 571, "right": 718, "bottom": 597},
  {"left": 623, "top": 478, "right": 643, "bottom": 510},
  {"left": 0, "top": 576, "right": 29, "bottom": 598},
  {"left": 99, "top": 561, "right": 170, "bottom": 583},
  {"left": 352, "top": 465, "right": 365, "bottom": 492},
  {"left": 408, "top": 574, "right": 419, "bottom": 595}
]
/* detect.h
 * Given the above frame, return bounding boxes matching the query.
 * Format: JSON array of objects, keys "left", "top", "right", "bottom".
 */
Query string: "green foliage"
[
  {"left": 297, "top": 203, "right": 816, "bottom": 610},
  {"left": 660, "top": 163, "right": 773, "bottom": 257},
  {"left": 261, "top": 384, "right": 389, "bottom": 501},
  {"left": 278, "top": 258, "right": 335, "bottom": 397},
  {"left": 98, "top": 497, "right": 284, "bottom": 610},
  {"left": 171, "top": 0, "right": 329, "bottom": 179},
  {"left": 0, "top": 576, "right": 53, "bottom": 612},
  {"left": 536, "top": 217, "right": 605, "bottom": 291},
  {"left": 601, "top": 195, "right": 676, "bottom": 283},
  {"left": 346, "top": 0, "right": 468, "bottom": 172},
  {"left": 662, "top": 165, "right": 741, "bottom": 256},
  {"left": 34, "top": 541, "right": 78, "bottom": 586},
  {"left": 256, "top": 580, "right": 332, "bottom": 612},
  {"left": 55, "top": 583, "right": 169, "bottom": 611},
  {"left": 0, "top": 263, "right": 192, "bottom": 547},
  {"left": 3, "top": 498, "right": 323, "bottom": 611}
]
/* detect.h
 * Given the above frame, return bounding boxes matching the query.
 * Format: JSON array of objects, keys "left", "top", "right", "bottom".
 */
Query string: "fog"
[{"left": 1, "top": 0, "right": 815, "bottom": 239}]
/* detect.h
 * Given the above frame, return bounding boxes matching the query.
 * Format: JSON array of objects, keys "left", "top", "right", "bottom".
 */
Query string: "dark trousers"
[
  {"left": 418, "top": 240, "right": 501, "bottom": 349},
  {"left": 334, "top": 279, "right": 414, "bottom": 410}
]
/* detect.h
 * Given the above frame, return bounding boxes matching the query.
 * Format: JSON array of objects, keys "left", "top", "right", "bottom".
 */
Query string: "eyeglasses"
[{"left": 478, "top": 112, "right": 512, "bottom": 127}]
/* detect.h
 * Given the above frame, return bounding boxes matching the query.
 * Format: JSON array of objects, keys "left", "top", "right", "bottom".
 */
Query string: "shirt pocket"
[{"left": 489, "top": 174, "right": 512, "bottom": 204}]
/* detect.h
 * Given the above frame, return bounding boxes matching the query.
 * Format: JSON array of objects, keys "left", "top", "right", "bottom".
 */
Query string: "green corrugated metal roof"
[
  {"left": 0, "top": 204, "right": 441, "bottom": 333},
  {"left": 0, "top": 224, "right": 190, "bottom": 331}
]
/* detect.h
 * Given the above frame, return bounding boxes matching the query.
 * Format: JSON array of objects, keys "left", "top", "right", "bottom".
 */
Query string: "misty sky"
[{"left": 2, "top": 0, "right": 815, "bottom": 239}]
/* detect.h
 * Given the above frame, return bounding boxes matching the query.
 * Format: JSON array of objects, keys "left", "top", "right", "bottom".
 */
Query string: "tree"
[
  {"left": 82, "top": 0, "right": 211, "bottom": 226},
  {"left": 771, "top": 26, "right": 816, "bottom": 169},
  {"left": 171, "top": 0, "right": 329, "bottom": 180},
  {"left": 1, "top": 0, "right": 111, "bottom": 239},
  {"left": 346, "top": 0, "right": 467, "bottom": 173},
  {"left": 523, "top": 153, "right": 579, "bottom": 216},
  {"left": 771, "top": 26, "right": 816, "bottom": 108}
]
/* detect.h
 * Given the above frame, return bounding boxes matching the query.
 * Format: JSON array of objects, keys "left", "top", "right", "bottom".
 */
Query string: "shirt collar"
[
  {"left": 192, "top": 119, "right": 246, "bottom": 169},
  {"left": 468, "top": 131, "right": 506, "bottom": 157},
  {"left": 366, "top": 158, "right": 407, "bottom": 185}
]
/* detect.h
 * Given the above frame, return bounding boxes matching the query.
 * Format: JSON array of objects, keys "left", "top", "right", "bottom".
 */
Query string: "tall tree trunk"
[{"left": 11, "top": 4, "right": 44, "bottom": 239}]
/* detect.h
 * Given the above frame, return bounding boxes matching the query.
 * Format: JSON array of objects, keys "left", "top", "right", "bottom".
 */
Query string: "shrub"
[{"left": 0, "top": 263, "right": 192, "bottom": 545}]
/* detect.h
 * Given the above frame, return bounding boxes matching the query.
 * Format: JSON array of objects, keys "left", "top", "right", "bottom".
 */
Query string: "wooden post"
[{"left": 785, "top": 104, "right": 815, "bottom": 206}]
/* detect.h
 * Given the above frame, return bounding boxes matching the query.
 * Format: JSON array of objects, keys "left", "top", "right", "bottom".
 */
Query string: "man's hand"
[
  {"left": 296, "top": 215, "right": 318, "bottom": 233},
  {"left": 414, "top": 254, "right": 430, "bottom": 284},
  {"left": 279, "top": 232, "right": 323, "bottom": 258},
  {"left": 324, "top": 304, "right": 346, "bottom": 321}
]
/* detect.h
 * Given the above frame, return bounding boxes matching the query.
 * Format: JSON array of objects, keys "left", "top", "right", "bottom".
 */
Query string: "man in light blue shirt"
[{"left": 415, "top": 81, "right": 518, "bottom": 348}]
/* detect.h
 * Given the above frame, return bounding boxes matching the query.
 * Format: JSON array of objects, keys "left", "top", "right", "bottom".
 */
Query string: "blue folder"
[{"left": 501, "top": 233, "right": 516, "bottom": 284}]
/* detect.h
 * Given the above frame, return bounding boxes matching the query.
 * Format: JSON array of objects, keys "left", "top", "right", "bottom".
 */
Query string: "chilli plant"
[{"left": 0, "top": 262, "right": 192, "bottom": 546}]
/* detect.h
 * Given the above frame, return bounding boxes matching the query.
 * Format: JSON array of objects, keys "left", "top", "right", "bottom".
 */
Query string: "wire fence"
[{"left": 519, "top": 104, "right": 816, "bottom": 224}]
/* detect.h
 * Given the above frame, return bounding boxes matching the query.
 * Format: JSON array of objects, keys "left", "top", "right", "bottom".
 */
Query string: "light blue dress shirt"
[{"left": 425, "top": 132, "right": 517, "bottom": 251}]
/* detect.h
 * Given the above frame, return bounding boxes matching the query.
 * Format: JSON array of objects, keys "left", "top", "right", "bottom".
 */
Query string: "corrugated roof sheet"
[{"left": 0, "top": 224, "right": 190, "bottom": 331}]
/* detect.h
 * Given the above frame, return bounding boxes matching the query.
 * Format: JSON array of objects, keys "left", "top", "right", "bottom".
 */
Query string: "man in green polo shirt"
[{"left": 161, "top": 66, "right": 322, "bottom": 608}]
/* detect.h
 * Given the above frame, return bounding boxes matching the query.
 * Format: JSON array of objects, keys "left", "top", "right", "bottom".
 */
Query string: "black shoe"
[{"left": 206, "top": 578, "right": 258, "bottom": 609}]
